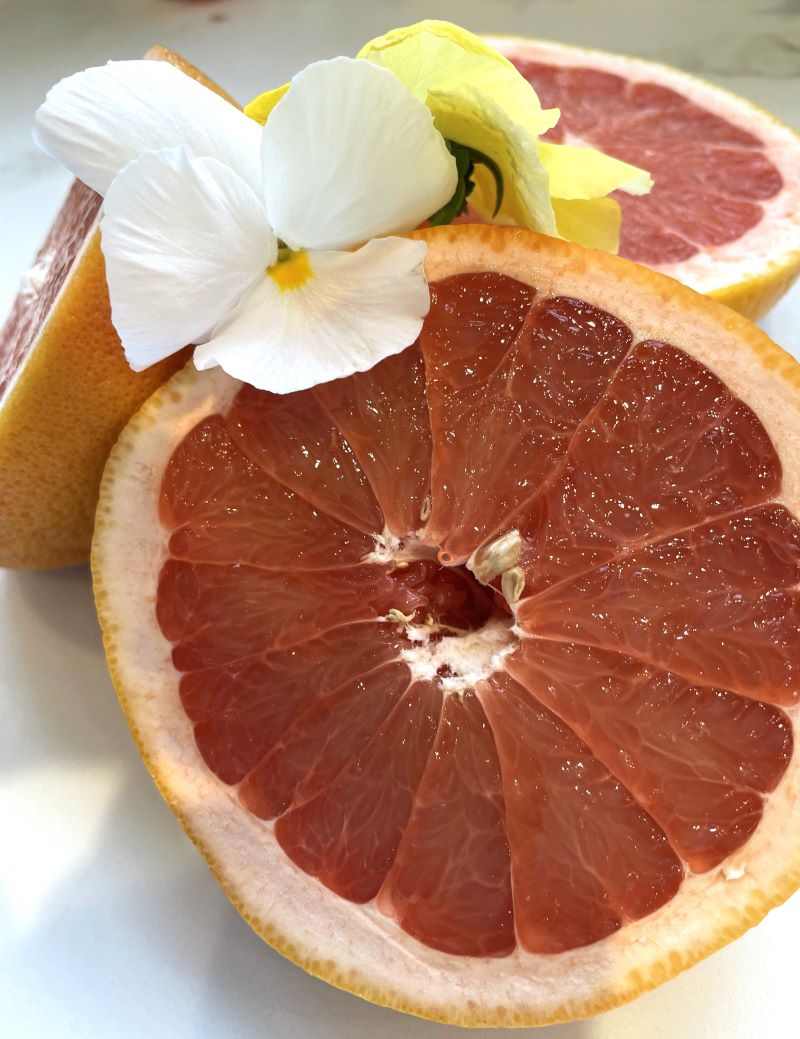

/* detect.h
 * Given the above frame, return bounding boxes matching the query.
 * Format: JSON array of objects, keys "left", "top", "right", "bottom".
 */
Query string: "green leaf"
[
  {"left": 427, "top": 141, "right": 471, "bottom": 226},
  {"left": 427, "top": 139, "right": 505, "bottom": 226}
]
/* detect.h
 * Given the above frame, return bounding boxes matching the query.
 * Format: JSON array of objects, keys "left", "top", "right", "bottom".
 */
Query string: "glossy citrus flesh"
[
  {"left": 156, "top": 272, "right": 795, "bottom": 959},
  {"left": 510, "top": 57, "right": 783, "bottom": 266}
]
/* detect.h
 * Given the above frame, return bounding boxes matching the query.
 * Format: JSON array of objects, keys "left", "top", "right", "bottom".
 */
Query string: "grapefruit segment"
[
  {"left": 674, "top": 149, "right": 783, "bottom": 202},
  {"left": 181, "top": 623, "right": 405, "bottom": 787},
  {"left": 519, "top": 505, "right": 800, "bottom": 704},
  {"left": 228, "top": 384, "right": 383, "bottom": 535},
  {"left": 157, "top": 560, "right": 406, "bottom": 671},
  {"left": 506, "top": 639, "right": 792, "bottom": 872},
  {"left": 161, "top": 414, "right": 374, "bottom": 569},
  {"left": 379, "top": 690, "right": 513, "bottom": 958},
  {"left": 313, "top": 348, "right": 433, "bottom": 537},
  {"left": 94, "top": 227, "right": 800, "bottom": 1026},
  {"left": 422, "top": 280, "right": 631, "bottom": 561},
  {"left": 275, "top": 680, "right": 442, "bottom": 904},
  {"left": 512, "top": 339, "right": 782, "bottom": 593},
  {"left": 240, "top": 658, "right": 412, "bottom": 820},
  {"left": 480, "top": 671, "right": 683, "bottom": 953}
]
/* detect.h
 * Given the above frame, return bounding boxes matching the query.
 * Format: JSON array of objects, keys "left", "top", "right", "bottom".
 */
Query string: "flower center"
[{"left": 268, "top": 248, "right": 313, "bottom": 292}]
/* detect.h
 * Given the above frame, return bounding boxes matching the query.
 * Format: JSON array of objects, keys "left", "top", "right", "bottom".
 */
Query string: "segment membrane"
[
  {"left": 162, "top": 415, "right": 374, "bottom": 569},
  {"left": 228, "top": 384, "right": 383, "bottom": 534},
  {"left": 180, "top": 623, "right": 404, "bottom": 785},
  {"left": 379, "top": 691, "right": 514, "bottom": 956},
  {"left": 275, "top": 680, "right": 443, "bottom": 903},
  {"left": 313, "top": 347, "right": 433, "bottom": 537}
]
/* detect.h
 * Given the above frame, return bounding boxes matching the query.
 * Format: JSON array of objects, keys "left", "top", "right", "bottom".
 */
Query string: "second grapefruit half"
[{"left": 492, "top": 35, "right": 800, "bottom": 319}]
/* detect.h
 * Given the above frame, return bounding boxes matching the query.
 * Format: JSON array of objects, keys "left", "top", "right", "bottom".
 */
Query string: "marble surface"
[{"left": 1, "top": 2, "right": 799, "bottom": 1038}]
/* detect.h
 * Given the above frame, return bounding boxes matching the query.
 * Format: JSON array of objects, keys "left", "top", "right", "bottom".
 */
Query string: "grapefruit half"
[
  {"left": 490, "top": 35, "right": 800, "bottom": 320},
  {"left": 94, "top": 225, "right": 800, "bottom": 1026},
  {"left": 0, "top": 47, "right": 235, "bottom": 569}
]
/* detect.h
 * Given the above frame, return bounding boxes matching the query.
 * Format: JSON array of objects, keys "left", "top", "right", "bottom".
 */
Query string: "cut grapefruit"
[
  {"left": 93, "top": 225, "right": 800, "bottom": 1026},
  {"left": 488, "top": 35, "right": 800, "bottom": 320},
  {"left": 0, "top": 47, "right": 236, "bottom": 569}
]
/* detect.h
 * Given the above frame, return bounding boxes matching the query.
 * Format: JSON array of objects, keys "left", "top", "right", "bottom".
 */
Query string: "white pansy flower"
[{"left": 34, "top": 57, "right": 458, "bottom": 393}]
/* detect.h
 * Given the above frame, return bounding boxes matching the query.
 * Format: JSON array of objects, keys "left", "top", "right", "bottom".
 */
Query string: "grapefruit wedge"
[
  {"left": 0, "top": 47, "right": 236, "bottom": 569},
  {"left": 490, "top": 35, "right": 800, "bottom": 319},
  {"left": 93, "top": 224, "right": 800, "bottom": 1025}
]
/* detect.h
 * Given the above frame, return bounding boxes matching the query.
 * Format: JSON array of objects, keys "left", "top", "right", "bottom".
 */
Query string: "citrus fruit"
[
  {"left": 488, "top": 35, "right": 800, "bottom": 320},
  {"left": 93, "top": 224, "right": 800, "bottom": 1026},
  {"left": 0, "top": 47, "right": 236, "bottom": 569}
]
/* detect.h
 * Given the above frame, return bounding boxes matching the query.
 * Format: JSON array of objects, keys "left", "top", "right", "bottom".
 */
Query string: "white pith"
[
  {"left": 488, "top": 35, "right": 800, "bottom": 295},
  {"left": 93, "top": 230, "right": 800, "bottom": 1026},
  {"left": 368, "top": 528, "right": 520, "bottom": 695},
  {"left": 400, "top": 619, "right": 516, "bottom": 695}
]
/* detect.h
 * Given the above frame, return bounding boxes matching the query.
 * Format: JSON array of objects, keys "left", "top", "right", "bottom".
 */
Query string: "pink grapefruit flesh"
[
  {"left": 515, "top": 57, "right": 782, "bottom": 266},
  {"left": 487, "top": 37, "right": 800, "bottom": 316},
  {"left": 155, "top": 269, "right": 795, "bottom": 958}
]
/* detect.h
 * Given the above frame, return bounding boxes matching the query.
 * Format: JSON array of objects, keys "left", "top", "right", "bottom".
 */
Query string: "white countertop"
[{"left": 2, "top": 2, "right": 799, "bottom": 1037}]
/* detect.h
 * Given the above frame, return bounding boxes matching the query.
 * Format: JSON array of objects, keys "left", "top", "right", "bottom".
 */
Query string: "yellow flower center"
[{"left": 268, "top": 249, "right": 313, "bottom": 292}]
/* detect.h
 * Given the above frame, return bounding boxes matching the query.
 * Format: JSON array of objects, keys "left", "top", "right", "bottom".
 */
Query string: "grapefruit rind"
[
  {"left": 487, "top": 34, "right": 800, "bottom": 321},
  {"left": 92, "top": 226, "right": 800, "bottom": 1027}
]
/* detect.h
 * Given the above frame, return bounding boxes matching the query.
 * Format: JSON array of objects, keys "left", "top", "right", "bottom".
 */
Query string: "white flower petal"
[
  {"left": 194, "top": 237, "right": 429, "bottom": 393},
  {"left": 101, "top": 148, "right": 275, "bottom": 369},
  {"left": 261, "top": 58, "right": 457, "bottom": 251},
  {"left": 33, "top": 60, "right": 262, "bottom": 196}
]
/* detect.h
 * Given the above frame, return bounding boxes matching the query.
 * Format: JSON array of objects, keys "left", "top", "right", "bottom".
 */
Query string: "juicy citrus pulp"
[
  {"left": 94, "top": 226, "right": 800, "bottom": 1026},
  {"left": 0, "top": 47, "right": 235, "bottom": 569},
  {"left": 488, "top": 35, "right": 800, "bottom": 319}
]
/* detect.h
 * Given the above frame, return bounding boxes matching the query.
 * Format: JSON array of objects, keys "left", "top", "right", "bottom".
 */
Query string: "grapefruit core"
[
  {"left": 490, "top": 36, "right": 800, "bottom": 320},
  {"left": 0, "top": 48, "right": 236, "bottom": 569},
  {"left": 94, "top": 225, "right": 800, "bottom": 1027}
]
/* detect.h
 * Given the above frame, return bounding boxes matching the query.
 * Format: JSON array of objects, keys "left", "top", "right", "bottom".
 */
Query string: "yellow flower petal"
[
  {"left": 244, "top": 19, "right": 654, "bottom": 254},
  {"left": 430, "top": 88, "right": 556, "bottom": 233},
  {"left": 552, "top": 196, "right": 622, "bottom": 253},
  {"left": 358, "top": 20, "right": 560, "bottom": 234},
  {"left": 244, "top": 82, "right": 290, "bottom": 125},
  {"left": 358, "top": 20, "right": 514, "bottom": 67},
  {"left": 539, "top": 141, "right": 653, "bottom": 200}
]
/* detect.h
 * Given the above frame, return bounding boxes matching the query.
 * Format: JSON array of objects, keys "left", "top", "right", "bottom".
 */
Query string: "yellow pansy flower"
[
  {"left": 358, "top": 21, "right": 562, "bottom": 237},
  {"left": 245, "top": 20, "right": 653, "bottom": 253}
]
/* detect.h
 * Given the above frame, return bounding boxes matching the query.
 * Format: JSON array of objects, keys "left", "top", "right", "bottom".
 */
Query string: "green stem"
[{"left": 427, "top": 140, "right": 505, "bottom": 226}]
